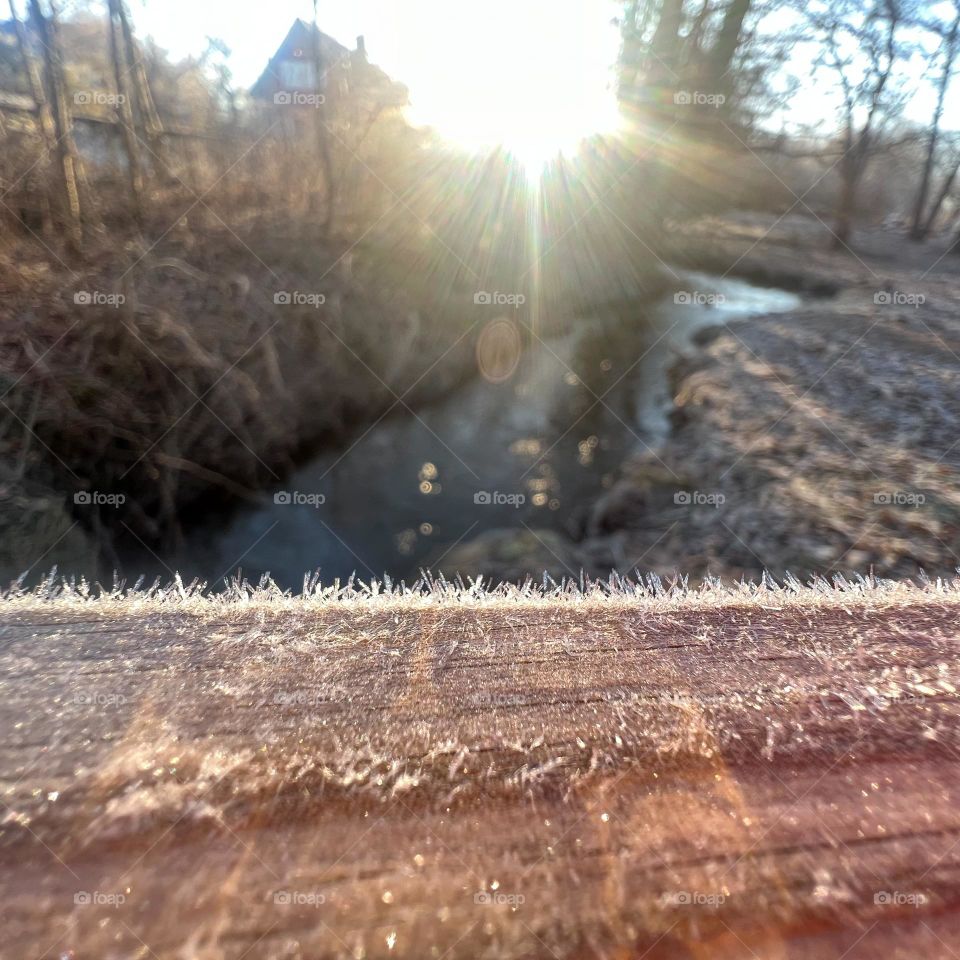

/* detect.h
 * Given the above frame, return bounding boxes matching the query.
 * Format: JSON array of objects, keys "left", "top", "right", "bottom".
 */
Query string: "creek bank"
[
  {"left": 115, "top": 250, "right": 672, "bottom": 587},
  {"left": 159, "top": 269, "right": 799, "bottom": 587},
  {"left": 573, "top": 213, "right": 960, "bottom": 581},
  {"left": 0, "top": 222, "right": 665, "bottom": 585}
]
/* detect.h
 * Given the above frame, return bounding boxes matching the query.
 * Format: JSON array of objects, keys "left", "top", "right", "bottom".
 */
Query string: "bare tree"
[
  {"left": 922, "top": 148, "right": 960, "bottom": 236},
  {"left": 647, "top": 0, "right": 686, "bottom": 86},
  {"left": 201, "top": 37, "right": 239, "bottom": 126},
  {"left": 6, "top": 0, "right": 57, "bottom": 233},
  {"left": 708, "top": 0, "right": 753, "bottom": 93},
  {"left": 808, "top": 0, "right": 907, "bottom": 247},
  {"left": 107, "top": 0, "right": 144, "bottom": 225},
  {"left": 27, "top": 0, "right": 85, "bottom": 251},
  {"left": 622, "top": 0, "right": 755, "bottom": 100},
  {"left": 910, "top": 1, "right": 960, "bottom": 239},
  {"left": 616, "top": 0, "right": 757, "bottom": 229},
  {"left": 7, "top": 0, "right": 55, "bottom": 146}
]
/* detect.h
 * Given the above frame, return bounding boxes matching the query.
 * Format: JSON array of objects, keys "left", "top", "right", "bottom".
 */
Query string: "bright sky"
[
  {"left": 132, "top": 0, "right": 624, "bottom": 166},
  {"left": 758, "top": 3, "right": 956, "bottom": 136},
  {"left": 128, "top": 0, "right": 959, "bottom": 151}
]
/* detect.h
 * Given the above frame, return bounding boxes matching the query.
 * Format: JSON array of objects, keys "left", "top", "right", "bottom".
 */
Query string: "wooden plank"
[{"left": 1, "top": 591, "right": 958, "bottom": 958}]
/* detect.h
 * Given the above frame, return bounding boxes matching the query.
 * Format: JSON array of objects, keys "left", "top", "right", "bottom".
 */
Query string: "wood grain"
[{"left": 1, "top": 594, "right": 958, "bottom": 958}]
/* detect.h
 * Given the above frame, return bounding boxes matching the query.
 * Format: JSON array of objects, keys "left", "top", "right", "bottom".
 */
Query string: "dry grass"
[
  {"left": 582, "top": 214, "right": 960, "bottom": 582},
  {"left": 0, "top": 210, "right": 482, "bottom": 564}
]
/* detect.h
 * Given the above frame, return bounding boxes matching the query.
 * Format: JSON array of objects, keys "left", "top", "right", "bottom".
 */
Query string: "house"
[
  {"left": 247, "top": 19, "right": 410, "bottom": 223},
  {"left": 250, "top": 18, "right": 401, "bottom": 108}
]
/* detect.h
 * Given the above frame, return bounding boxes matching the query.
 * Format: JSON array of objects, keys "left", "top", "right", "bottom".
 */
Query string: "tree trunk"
[
  {"left": 921, "top": 156, "right": 960, "bottom": 239},
  {"left": 107, "top": 0, "right": 144, "bottom": 226},
  {"left": 648, "top": 0, "right": 686, "bottom": 87},
  {"left": 687, "top": 0, "right": 714, "bottom": 57},
  {"left": 8, "top": 0, "right": 57, "bottom": 233},
  {"left": 708, "top": 0, "right": 753, "bottom": 89},
  {"left": 27, "top": 0, "right": 84, "bottom": 252},
  {"left": 117, "top": 0, "right": 170, "bottom": 182},
  {"left": 910, "top": 15, "right": 959, "bottom": 241},
  {"left": 833, "top": 153, "right": 859, "bottom": 249},
  {"left": 7, "top": 0, "right": 55, "bottom": 144},
  {"left": 828, "top": 5, "right": 900, "bottom": 250},
  {"left": 312, "top": 0, "right": 336, "bottom": 234}
]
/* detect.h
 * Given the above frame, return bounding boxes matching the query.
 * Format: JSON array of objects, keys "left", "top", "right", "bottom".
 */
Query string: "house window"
[{"left": 279, "top": 59, "right": 318, "bottom": 91}]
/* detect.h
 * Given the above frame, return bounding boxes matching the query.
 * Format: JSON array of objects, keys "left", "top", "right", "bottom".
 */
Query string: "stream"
[{"left": 163, "top": 271, "right": 801, "bottom": 587}]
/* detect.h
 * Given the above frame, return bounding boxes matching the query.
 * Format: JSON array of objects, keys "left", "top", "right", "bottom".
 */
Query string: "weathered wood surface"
[{"left": 1, "top": 592, "right": 959, "bottom": 958}]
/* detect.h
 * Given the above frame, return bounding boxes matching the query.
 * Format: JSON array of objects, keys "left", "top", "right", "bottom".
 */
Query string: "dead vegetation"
[
  {"left": 0, "top": 222, "right": 481, "bottom": 556},
  {"left": 579, "top": 214, "right": 960, "bottom": 582},
  {"left": 0, "top": 3, "right": 474, "bottom": 572}
]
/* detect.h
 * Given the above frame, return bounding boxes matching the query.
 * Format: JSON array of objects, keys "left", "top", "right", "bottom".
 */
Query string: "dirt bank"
[
  {"left": 581, "top": 213, "right": 960, "bottom": 580},
  {"left": 1, "top": 578, "right": 959, "bottom": 958}
]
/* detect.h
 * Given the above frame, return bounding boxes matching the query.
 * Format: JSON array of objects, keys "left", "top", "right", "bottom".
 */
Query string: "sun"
[
  {"left": 398, "top": 0, "right": 622, "bottom": 174},
  {"left": 500, "top": 102, "right": 622, "bottom": 175}
]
